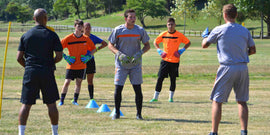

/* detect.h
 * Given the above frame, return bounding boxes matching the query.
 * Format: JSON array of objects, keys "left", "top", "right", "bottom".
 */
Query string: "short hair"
[
  {"left": 74, "top": 19, "right": 84, "bottom": 26},
  {"left": 223, "top": 4, "right": 237, "bottom": 19},
  {"left": 124, "top": 9, "right": 136, "bottom": 18},
  {"left": 167, "top": 18, "right": 175, "bottom": 23},
  {"left": 33, "top": 8, "right": 47, "bottom": 23}
]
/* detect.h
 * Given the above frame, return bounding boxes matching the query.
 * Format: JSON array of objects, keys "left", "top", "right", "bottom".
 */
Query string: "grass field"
[{"left": 0, "top": 30, "right": 269, "bottom": 135}]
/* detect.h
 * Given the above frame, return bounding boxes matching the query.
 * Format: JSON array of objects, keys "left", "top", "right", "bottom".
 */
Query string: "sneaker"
[
  {"left": 149, "top": 99, "right": 158, "bottom": 103},
  {"left": 168, "top": 98, "right": 173, "bottom": 102},
  {"left": 136, "top": 115, "right": 143, "bottom": 120},
  {"left": 209, "top": 132, "right": 218, "bottom": 135},
  {"left": 58, "top": 101, "right": 64, "bottom": 106},
  {"left": 112, "top": 114, "right": 120, "bottom": 120},
  {"left": 71, "top": 99, "right": 79, "bottom": 106},
  {"left": 241, "top": 130, "right": 247, "bottom": 135}
]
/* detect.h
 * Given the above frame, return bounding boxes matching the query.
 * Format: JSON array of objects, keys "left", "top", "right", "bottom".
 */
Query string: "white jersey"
[
  {"left": 108, "top": 24, "right": 150, "bottom": 68},
  {"left": 207, "top": 23, "right": 255, "bottom": 65}
]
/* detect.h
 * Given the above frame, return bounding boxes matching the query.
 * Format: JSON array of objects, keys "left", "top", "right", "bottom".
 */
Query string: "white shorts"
[
  {"left": 210, "top": 63, "right": 249, "bottom": 103},
  {"left": 114, "top": 66, "right": 143, "bottom": 86}
]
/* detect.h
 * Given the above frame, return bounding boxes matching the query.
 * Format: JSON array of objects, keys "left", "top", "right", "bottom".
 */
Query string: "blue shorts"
[
  {"left": 210, "top": 63, "right": 249, "bottom": 103},
  {"left": 21, "top": 67, "right": 59, "bottom": 105},
  {"left": 114, "top": 66, "right": 143, "bottom": 86}
]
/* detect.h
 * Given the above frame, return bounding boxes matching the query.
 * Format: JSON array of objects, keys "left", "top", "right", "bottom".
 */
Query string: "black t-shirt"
[{"left": 18, "top": 25, "right": 63, "bottom": 69}]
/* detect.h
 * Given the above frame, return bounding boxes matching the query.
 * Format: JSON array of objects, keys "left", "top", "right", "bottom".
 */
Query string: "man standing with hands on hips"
[
  {"left": 108, "top": 9, "right": 150, "bottom": 120},
  {"left": 150, "top": 17, "right": 191, "bottom": 103},
  {"left": 201, "top": 4, "right": 256, "bottom": 135}
]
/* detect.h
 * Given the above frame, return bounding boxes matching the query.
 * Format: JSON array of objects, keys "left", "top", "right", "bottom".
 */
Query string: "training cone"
[
  {"left": 97, "top": 104, "right": 111, "bottom": 113},
  {"left": 85, "top": 99, "right": 99, "bottom": 108},
  {"left": 110, "top": 108, "right": 124, "bottom": 117}
]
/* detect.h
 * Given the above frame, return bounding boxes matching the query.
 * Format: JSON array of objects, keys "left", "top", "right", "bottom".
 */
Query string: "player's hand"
[
  {"left": 131, "top": 50, "right": 143, "bottom": 65},
  {"left": 81, "top": 51, "right": 93, "bottom": 63},
  {"left": 174, "top": 48, "right": 186, "bottom": 58},
  {"left": 116, "top": 51, "right": 131, "bottom": 64},
  {"left": 157, "top": 49, "right": 167, "bottom": 58},
  {"left": 63, "top": 53, "right": 76, "bottom": 65},
  {"left": 201, "top": 27, "right": 210, "bottom": 38}
]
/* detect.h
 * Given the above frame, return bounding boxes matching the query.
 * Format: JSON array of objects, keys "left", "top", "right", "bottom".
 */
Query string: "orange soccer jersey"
[
  {"left": 61, "top": 33, "right": 96, "bottom": 69},
  {"left": 155, "top": 31, "right": 190, "bottom": 63}
]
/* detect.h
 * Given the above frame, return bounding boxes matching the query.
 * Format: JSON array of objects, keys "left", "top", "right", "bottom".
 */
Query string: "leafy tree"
[
  {"left": 53, "top": 0, "right": 71, "bottom": 20},
  {"left": 27, "top": 0, "right": 54, "bottom": 17},
  {"left": 5, "top": 2, "right": 32, "bottom": 23},
  {"left": 71, "top": 0, "right": 81, "bottom": 19},
  {"left": 171, "top": 0, "right": 199, "bottom": 34},
  {"left": 126, "top": 0, "right": 169, "bottom": 28},
  {"left": 202, "top": 0, "right": 233, "bottom": 25}
]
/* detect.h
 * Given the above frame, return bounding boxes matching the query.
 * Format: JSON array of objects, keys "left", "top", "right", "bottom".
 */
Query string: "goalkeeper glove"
[
  {"left": 157, "top": 49, "right": 167, "bottom": 58},
  {"left": 174, "top": 48, "right": 186, "bottom": 58},
  {"left": 116, "top": 51, "right": 131, "bottom": 64},
  {"left": 81, "top": 50, "right": 93, "bottom": 63},
  {"left": 201, "top": 27, "right": 210, "bottom": 38},
  {"left": 131, "top": 50, "right": 143, "bottom": 64},
  {"left": 63, "top": 53, "right": 76, "bottom": 65}
]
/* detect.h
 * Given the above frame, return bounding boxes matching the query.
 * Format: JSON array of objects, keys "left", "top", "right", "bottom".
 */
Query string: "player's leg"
[
  {"left": 72, "top": 78, "right": 83, "bottom": 105},
  {"left": 59, "top": 79, "right": 71, "bottom": 105},
  {"left": 86, "top": 59, "right": 96, "bottom": 99},
  {"left": 113, "top": 85, "right": 124, "bottom": 120},
  {"left": 237, "top": 101, "right": 248, "bottom": 135},
  {"left": 151, "top": 77, "right": 164, "bottom": 102},
  {"left": 168, "top": 62, "right": 179, "bottom": 102},
  {"left": 87, "top": 73, "right": 94, "bottom": 99},
  {"left": 169, "top": 75, "right": 176, "bottom": 102},
  {"left": 112, "top": 67, "right": 128, "bottom": 120},
  {"left": 19, "top": 104, "right": 32, "bottom": 135},
  {"left": 47, "top": 103, "right": 59, "bottom": 135},
  {"left": 132, "top": 84, "right": 143, "bottom": 120},
  {"left": 211, "top": 101, "right": 222, "bottom": 134}
]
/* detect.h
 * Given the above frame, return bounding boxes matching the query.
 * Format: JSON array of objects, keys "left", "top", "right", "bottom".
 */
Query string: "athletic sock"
[
  {"left": 153, "top": 91, "right": 160, "bottom": 99},
  {"left": 51, "top": 125, "right": 58, "bottom": 135},
  {"left": 241, "top": 130, "right": 248, "bottom": 135},
  {"left": 169, "top": 91, "right": 174, "bottom": 99},
  {"left": 60, "top": 93, "right": 66, "bottom": 103},
  {"left": 19, "top": 125, "right": 26, "bottom": 135},
  {"left": 88, "top": 85, "right": 94, "bottom": 99},
  {"left": 74, "top": 93, "right": 79, "bottom": 102}
]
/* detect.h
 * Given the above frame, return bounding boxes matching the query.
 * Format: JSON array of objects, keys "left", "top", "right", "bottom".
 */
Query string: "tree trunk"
[
  {"left": 265, "top": 15, "right": 270, "bottom": 37},
  {"left": 140, "top": 19, "right": 146, "bottom": 28}
]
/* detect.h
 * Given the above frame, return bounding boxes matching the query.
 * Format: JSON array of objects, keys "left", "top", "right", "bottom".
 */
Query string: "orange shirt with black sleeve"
[
  {"left": 155, "top": 31, "right": 190, "bottom": 63},
  {"left": 61, "top": 33, "right": 96, "bottom": 69}
]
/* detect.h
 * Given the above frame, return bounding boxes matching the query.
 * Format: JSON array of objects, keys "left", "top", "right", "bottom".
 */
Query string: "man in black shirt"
[{"left": 17, "top": 8, "right": 63, "bottom": 135}]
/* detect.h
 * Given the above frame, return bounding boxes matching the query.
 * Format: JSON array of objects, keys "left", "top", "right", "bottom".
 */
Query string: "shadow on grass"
[{"left": 145, "top": 118, "right": 234, "bottom": 124}]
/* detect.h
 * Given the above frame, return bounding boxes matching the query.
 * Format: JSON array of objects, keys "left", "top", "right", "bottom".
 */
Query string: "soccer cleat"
[
  {"left": 169, "top": 98, "right": 174, "bottom": 102},
  {"left": 58, "top": 101, "right": 64, "bottom": 106},
  {"left": 71, "top": 99, "right": 79, "bottom": 106},
  {"left": 112, "top": 114, "right": 120, "bottom": 120},
  {"left": 209, "top": 132, "right": 218, "bottom": 135},
  {"left": 149, "top": 99, "right": 158, "bottom": 103},
  {"left": 136, "top": 115, "right": 143, "bottom": 120}
]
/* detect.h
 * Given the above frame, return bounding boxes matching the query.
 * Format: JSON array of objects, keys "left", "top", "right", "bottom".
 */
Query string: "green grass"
[{"left": 0, "top": 30, "right": 269, "bottom": 134}]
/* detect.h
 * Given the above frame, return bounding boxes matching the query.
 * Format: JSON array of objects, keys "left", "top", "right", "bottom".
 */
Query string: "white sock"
[
  {"left": 169, "top": 91, "right": 174, "bottom": 99},
  {"left": 153, "top": 91, "right": 160, "bottom": 99},
  {"left": 19, "top": 125, "right": 26, "bottom": 135},
  {"left": 51, "top": 125, "right": 58, "bottom": 135}
]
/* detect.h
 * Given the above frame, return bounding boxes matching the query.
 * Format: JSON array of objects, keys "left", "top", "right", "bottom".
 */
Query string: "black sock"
[
  {"left": 241, "top": 130, "right": 247, "bottom": 135},
  {"left": 88, "top": 85, "right": 94, "bottom": 99},
  {"left": 114, "top": 85, "right": 123, "bottom": 115},
  {"left": 60, "top": 93, "right": 66, "bottom": 102},
  {"left": 133, "top": 84, "right": 143, "bottom": 116},
  {"left": 74, "top": 93, "right": 79, "bottom": 102}
]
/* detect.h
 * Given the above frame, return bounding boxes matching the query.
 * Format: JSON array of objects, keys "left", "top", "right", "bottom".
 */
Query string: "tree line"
[{"left": 0, "top": 0, "right": 269, "bottom": 36}]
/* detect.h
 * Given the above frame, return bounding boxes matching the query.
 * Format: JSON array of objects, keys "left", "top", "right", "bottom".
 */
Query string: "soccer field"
[{"left": 0, "top": 31, "right": 269, "bottom": 135}]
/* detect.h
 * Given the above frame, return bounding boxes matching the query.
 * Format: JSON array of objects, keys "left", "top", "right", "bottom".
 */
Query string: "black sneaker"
[
  {"left": 241, "top": 130, "right": 247, "bottom": 135},
  {"left": 112, "top": 114, "right": 120, "bottom": 120},
  {"left": 136, "top": 115, "right": 143, "bottom": 120},
  {"left": 209, "top": 132, "right": 218, "bottom": 135}
]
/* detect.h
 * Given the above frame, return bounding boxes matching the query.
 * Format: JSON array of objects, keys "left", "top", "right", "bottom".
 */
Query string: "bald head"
[{"left": 33, "top": 8, "right": 47, "bottom": 26}]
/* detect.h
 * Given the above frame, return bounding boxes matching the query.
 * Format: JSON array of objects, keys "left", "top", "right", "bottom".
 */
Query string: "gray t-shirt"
[
  {"left": 108, "top": 24, "right": 150, "bottom": 68},
  {"left": 207, "top": 23, "right": 255, "bottom": 65}
]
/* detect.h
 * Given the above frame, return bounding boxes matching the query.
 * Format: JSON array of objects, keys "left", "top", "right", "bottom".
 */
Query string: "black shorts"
[
  {"left": 65, "top": 69, "right": 86, "bottom": 80},
  {"left": 21, "top": 67, "right": 59, "bottom": 105},
  {"left": 86, "top": 58, "right": 96, "bottom": 74},
  {"left": 158, "top": 60, "right": 179, "bottom": 78}
]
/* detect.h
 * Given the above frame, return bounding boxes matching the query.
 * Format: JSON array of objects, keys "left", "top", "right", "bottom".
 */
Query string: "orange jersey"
[
  {"left": 155, "top": 31, "right": 190, "bottom": 63},
  {"left": 61, "top": 33, "right": 96, "bottom": 69}
]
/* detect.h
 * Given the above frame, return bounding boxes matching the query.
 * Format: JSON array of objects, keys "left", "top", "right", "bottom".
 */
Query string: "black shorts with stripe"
[
  {"left": 21, "top": 67, "right": 59, "bottom": 105},
  {"left": 86, "top": 58, "right": 96, "bottom": 74},
  {"left": 158, "top": 60, "right": 179, "bottom": 78},
  {"left": 65, "top": 69, "right": 86, "bottom": 80}
]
